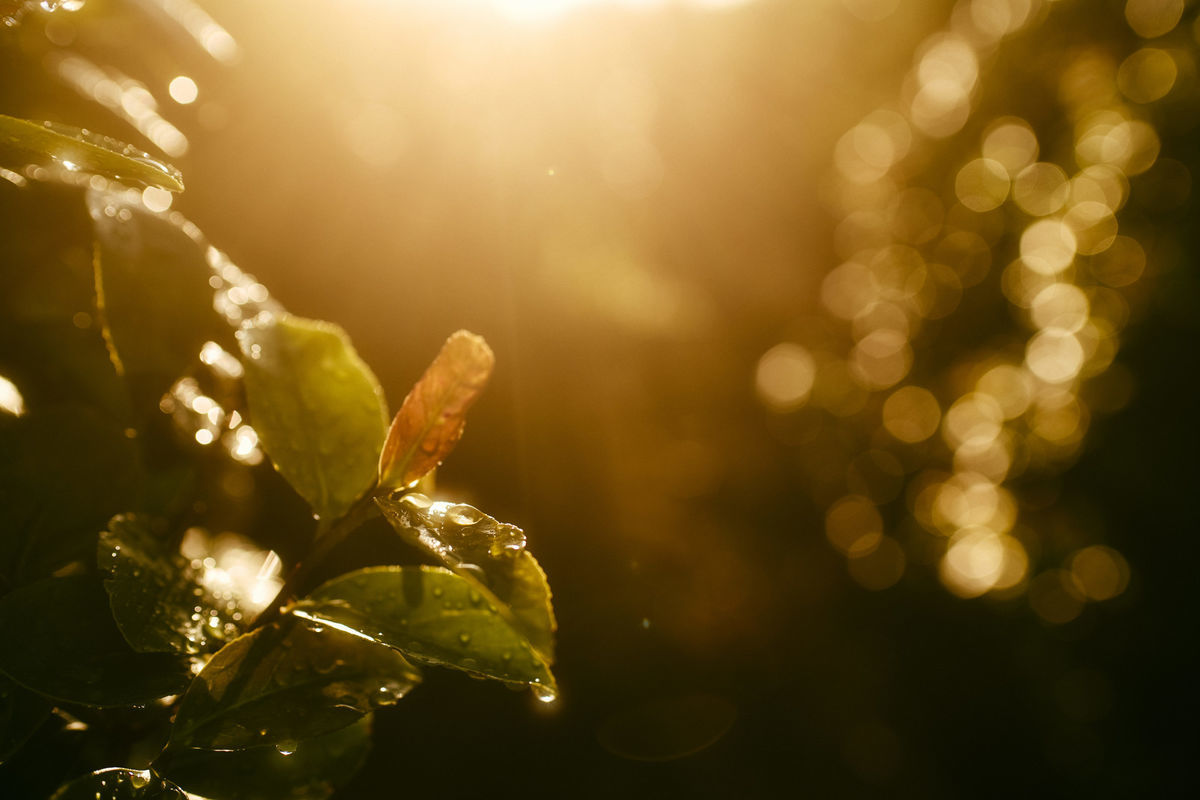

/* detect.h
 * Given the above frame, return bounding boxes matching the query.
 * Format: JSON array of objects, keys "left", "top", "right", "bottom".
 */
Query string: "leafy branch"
[{"left": 0, "top": 61, "right": 556, "bottom": 800}]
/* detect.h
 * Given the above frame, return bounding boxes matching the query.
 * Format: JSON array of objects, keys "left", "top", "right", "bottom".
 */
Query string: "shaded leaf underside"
[
  {"left": 156, "top": 715, "right": 373, "bottom": 800},
  {"left": 0, "top": 405, "right": 142, "bottom": 587},
  {"left": 169, "top": 616, "right": 418, "bottom": 750},
  {"left": 0, "top": 576, "right": 192, "bottom": 707}
]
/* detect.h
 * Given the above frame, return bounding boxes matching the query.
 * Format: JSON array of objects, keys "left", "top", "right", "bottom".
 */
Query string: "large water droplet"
[
  {"left": 275, "top": 740, "right": 298, "bottom": 756},
  {"left": 400, "top": 492, "right": 434, "bottom": 510},
  {"left": 371, "top": 679, "right": 410, "bottom": 708},
  {"left": 447, "top": 505, "right": 483, "bottom": 526},
  {"left": 532, "top": 684, "right": 558, "bottom": 704}
]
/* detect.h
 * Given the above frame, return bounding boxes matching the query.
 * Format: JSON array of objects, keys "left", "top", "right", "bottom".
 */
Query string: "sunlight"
[{"left": 358, "top": 0, "right": 756, "bottom": 25}]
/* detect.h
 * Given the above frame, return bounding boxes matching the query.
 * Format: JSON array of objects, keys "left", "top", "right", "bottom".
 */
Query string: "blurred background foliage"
[{"left": 1, "top": 0, "right": 1197, "bottom": 796}]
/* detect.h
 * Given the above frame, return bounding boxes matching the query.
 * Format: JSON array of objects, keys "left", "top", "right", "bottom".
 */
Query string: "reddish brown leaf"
[{"left": 378, "top": 330, "right": 494, "bottom": 489}]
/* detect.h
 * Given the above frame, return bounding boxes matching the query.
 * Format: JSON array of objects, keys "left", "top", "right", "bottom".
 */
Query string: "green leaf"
[
  {"left": 377, "top": 330, "right": 494, "bottom": 490},
  {"left": 157, "top": 715, "right": 372, "bottom": 800},
  {"left": 296, "top": 566, "right": 557, "bottom": 698},
  {"left": 237, "top": 314, "right": 388, "bottom": 522},
  {"left": 88, "top": 191, "right": 232, "bottom": 385},
  {"left": 0, "top": 405, "right": 142, "bottom": 586},
  {"left": 169, "top": 616, "right": 418, "bottom": 750},
  {"left": 376, "top": 492, "right": 556, "bottom": 663},
  {"left": 0, "top": 576, "right": 193, "bottom": 707},
  {"left": 50, "top": 768, "right": 188, "bottom": 800},
  {"left": 98, "top": 514, "right": 248, "bottom": 656},
  {"left": 0, "top": 115, "right": 184, "bottom": 192},
  {"left": 0, "top": 673, "right": 52, "bottom": 765}
]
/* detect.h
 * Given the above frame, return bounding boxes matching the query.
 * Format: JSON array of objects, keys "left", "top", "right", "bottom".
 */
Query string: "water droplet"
[
  {"left": 448, "top": 505, "right": 483, "bottom": 526},
  {"left": 275, "top": 740, "right": 298, "bottom": 756},
  {"left": 532, "top": 684, "right": 558, "bottom": 704},
  {"left": 400, "top": 492, "right": 434, "bottom": 510},
  {"left": 458, "top": 632, "right": 471, "bottom": 645},
  {"left": 432, "top": 586, "right": 444, "bottom": 598},
  {"left": 371, "top": 679, "right": 409, "bottom": 708}
]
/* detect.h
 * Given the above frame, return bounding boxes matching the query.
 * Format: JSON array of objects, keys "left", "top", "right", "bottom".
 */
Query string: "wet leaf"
[
  {"left": 50, "top": 768, "right": 188, "bottom": 800},
  {"left": 89, "top": 191, "right": 232, "bottom": 387},
  {"left": 157, "top": 715, "right": 372, "bottom": 800},
  {"left": 98, "top": 514, "right": 246, "bottom": 656},
  {"left": 0, "top": 576, "right": 192, "bottom": 707},
  {"left": 169, "top": 616, "right": 418, "bottom": 750},
  {"left": 0, "top": 673, "right": 52, "bottom": 765},
  {"left": 378, "top": 330, "right": 493, "bottom": 490},
  {"left": 0, "top": 405, "right": 142, "bottom": 586},
  {"left": 296, "top": 566, "right": 557, "bottom": 695},
  {"left": 376, "top": 492, "right": 556, "bottom": 663},
  {"left": 237, "top": 314, "right": 388, "bottom": 522},
  {"left": 0, "top": 115, "right": 184, "bottom": 192}
]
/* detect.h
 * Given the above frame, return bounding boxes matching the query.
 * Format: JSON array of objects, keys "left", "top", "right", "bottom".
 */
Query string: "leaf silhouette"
[
  {"left": 156, "top": 715, "right": 372, "bottom": 800},
  {"left": 169, "top": 617, "right": 418, "bottom": 750},
  {"left": 0, "top": 576, "right": 192, "bottom": 707}
]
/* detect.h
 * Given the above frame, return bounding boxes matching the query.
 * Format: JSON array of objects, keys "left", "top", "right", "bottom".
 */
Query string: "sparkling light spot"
[{"left": 168, "top": 75, "right": 199, "bottom": 105}]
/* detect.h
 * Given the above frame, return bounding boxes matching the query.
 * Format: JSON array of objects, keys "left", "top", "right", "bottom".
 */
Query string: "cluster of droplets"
[
  {"left": 0, "top": 119, "right": 183, "bottom": 193},
  {"left": 386, "top": 491, "right": 528, "bottom": 567},
  {"left": 179, "top": 527, "right": 282, "bottom": 645},
  {"left": 756, "top": 0, "right": 1184, "bottom": 620}
]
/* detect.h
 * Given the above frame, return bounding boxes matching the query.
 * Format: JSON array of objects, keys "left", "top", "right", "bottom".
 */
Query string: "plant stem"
[{"left": 250, "top": 491, "right": 381, "bottom": 630}]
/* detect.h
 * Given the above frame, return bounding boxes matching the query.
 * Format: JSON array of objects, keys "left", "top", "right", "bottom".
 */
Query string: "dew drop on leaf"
[{"left": 532, "top": 684, "right": 558, "bottom": 704}]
